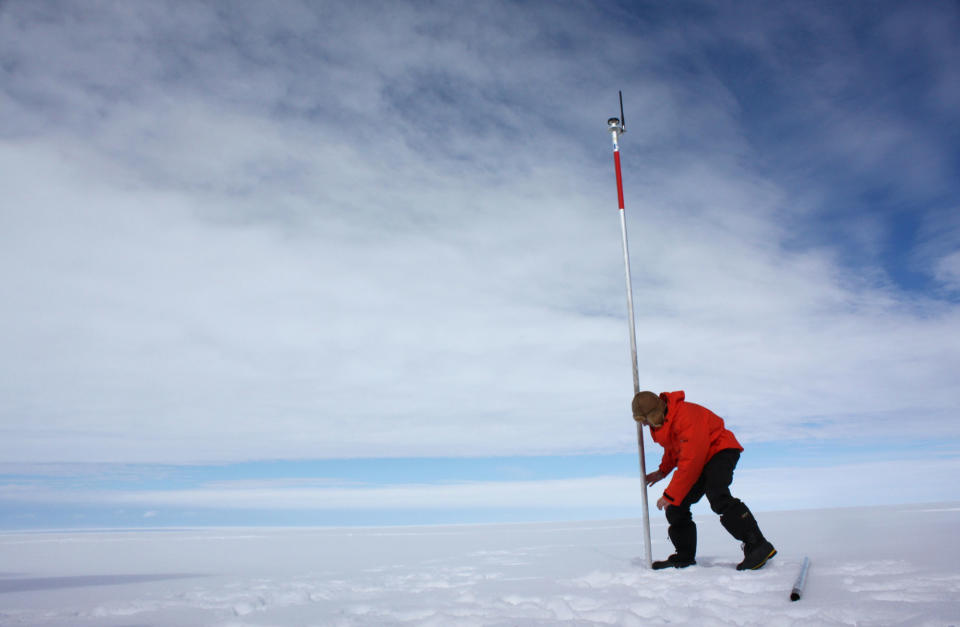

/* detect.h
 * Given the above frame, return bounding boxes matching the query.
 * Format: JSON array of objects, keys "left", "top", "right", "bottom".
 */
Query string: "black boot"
[
  {"left": 738, "top": 539, "right": 777, "bottom": 571},
  {"left": 720, "top": 502, "right": 777, "bottom": 571},
  {"left": 654, "top": 514, "right": 697, "bottom": 570},
  {"left": 652, "top": 554, "right": 696, "bottom": 570}
]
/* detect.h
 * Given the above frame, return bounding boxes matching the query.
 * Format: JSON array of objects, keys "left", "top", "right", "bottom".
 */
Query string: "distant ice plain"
[{"left": 1, "top": 503, "right": 958, "bottom": 626}]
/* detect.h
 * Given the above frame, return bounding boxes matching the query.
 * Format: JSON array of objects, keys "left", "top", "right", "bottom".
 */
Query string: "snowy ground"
[{"left": 1, "top": 503, "right": 958, "bottom": 626}]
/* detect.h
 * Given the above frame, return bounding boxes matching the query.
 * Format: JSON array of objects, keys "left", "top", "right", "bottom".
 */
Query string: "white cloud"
[
  {"left": 0, "top": 1, "right": 958, "bottom": 466},
  {"left": 915, "top": 206, "right": 960, "bottom": 294},
  {"left": 934, "top": 251, "right": 960, "bottom": 291}
]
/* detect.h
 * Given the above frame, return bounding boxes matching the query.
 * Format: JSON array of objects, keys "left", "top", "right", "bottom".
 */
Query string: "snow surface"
[{"left": 1, "top": 504, "right": 958, "bottom": 626}]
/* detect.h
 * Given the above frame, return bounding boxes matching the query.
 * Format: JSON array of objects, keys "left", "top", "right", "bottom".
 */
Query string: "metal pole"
[
  {"left": 790, "top": 557, "right": 811, "bottom": 601},
  {"left": 608, "top": 106, "right": 653, "bottom": 568}
]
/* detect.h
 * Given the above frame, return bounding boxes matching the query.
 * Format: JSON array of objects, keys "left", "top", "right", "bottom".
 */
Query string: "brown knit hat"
[{"left": 632, "top": 391, "right": 660, "bottom": 419}]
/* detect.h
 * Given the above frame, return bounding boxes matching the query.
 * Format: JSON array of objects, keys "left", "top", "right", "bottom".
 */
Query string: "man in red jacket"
[{"left": 632, "top": 390, "right": 776, "bottom": 571}]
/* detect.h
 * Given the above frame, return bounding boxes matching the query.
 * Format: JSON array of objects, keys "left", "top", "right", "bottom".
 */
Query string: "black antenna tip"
[{"left": 619, "top": 91, "right": 626, "bottom": 130}]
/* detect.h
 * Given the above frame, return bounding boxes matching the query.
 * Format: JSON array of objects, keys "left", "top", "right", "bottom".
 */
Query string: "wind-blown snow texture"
[{"left": 1, "top": 504, "right": 957, "bottom": 626}]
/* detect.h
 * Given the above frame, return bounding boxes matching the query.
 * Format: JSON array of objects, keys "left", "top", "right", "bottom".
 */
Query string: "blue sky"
[{"left": 1, "top": 1, "right": 959, "bottom": 530}]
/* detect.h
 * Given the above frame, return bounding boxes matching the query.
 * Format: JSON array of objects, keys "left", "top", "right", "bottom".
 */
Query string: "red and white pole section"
[
  {"left": 612, "top": 140, "right": 626, "bottom": 210},
  {"left": 608, "top": 114, "right": 653, "bottom": 568}
]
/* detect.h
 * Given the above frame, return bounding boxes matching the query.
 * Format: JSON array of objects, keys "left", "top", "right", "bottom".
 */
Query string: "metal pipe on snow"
[
  {"left": 791, "top": 557, "right": 811, "bottom": 601},
  {"left": 607, "top": 94, "right": 653, "bottom": 568}
]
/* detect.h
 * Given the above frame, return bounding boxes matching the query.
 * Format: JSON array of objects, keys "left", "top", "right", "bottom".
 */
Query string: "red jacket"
[{"left": 651, "top": 391, "right": 743, "bottom": 506}]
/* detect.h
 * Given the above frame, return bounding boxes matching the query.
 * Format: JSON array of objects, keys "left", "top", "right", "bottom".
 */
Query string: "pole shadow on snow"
[{"left": 0, "top": 573, "right": 207, "bottom": 594}]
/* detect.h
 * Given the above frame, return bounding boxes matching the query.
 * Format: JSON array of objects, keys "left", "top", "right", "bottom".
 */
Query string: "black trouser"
[{"left": 664, "top": 448, "right": 745, "bottom": 559}]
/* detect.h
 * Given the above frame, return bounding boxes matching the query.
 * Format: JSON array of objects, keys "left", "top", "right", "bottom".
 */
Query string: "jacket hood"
[{"left": 660, "top": 390, "right": 686, "bottom": 414}]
